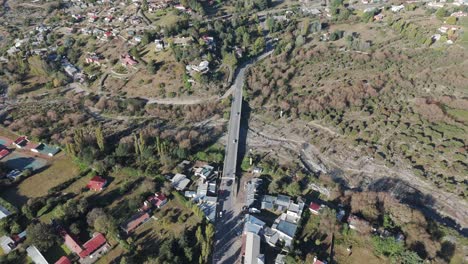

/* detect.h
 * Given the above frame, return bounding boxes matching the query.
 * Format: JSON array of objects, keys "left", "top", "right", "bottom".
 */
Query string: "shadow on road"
[{"left": 236, "top": 98, "right": 252, "bottom": 195}]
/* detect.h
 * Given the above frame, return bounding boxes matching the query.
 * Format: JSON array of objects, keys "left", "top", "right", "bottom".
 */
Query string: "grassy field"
[{"left": 1, "top": 152, "right": 80, "bottom": 207}]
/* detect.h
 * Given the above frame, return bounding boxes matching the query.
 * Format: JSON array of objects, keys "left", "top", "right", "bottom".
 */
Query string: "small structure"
[
  {"left": 55, "top": 256, "right": 72, "bottom": 264},
  {"left": 121, "top": 212, "right": 150, "bottom": 234},
  {"left": 451, "top": 11, "right": 468, "bottom": 17},
  {"left": 86, "top": 176, "right": 107, "bottom": 191},
  {"left": 171, "top": 173, "right": 191, "bottom": 191},
  {"left": 13, "top": 136, "right": 29, "bottom": 148},
  {"left": 27, "top": 245, "right": 49, "bottom": 264},
  {"left": 275, "top": 254, "right": 286, "bottom": 264},
  {"left": 31, "top": 143, "right": 60, "bottom": 157},
  {"left": 309, "top": 202, "right": 322, "bottom": 215}
]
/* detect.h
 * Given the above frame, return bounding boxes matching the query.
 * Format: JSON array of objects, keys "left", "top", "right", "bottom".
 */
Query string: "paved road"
[{"left": 213, "top": 48, "right": 274, "bottom": 264}]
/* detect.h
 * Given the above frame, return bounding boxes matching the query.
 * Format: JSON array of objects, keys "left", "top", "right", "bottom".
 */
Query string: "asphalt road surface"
[{"left": 213, "top": 48, "right": 274, "bottom": 264}]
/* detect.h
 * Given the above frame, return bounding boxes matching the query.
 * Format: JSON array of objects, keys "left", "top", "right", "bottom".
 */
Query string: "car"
[
  {"left": 219, "top": 211, "right": 223, "bottom": 218},
  {"left": 236, "top": 112, "right": 240, "bottom": 116},
  {"left": 233, "top": 139, "right": 237, "bottom": 143}
]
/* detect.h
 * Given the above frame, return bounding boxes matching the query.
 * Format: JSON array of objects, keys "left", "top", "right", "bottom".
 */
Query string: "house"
[
  {"left": 245, "top": 178, "right": 262, "bottom": 208},
  {"left": 27, "top": 246, "right": 49, "bottom": 264},
  {"left": 244, "top": 232, "right": 264, "bottom": 264},
  {"left": 121, "top": 212, "right": 150, "bottom": 234},
  {"left": 451, "top": 11, "right": 468, "bottom": 17},
  {"left": 309, "top": 202, "right": 322, "bottom": 215},
  {"left": 197, "top": 197, "right": 217, "bottom": 222},
  {"left": 276, "top": 195, "right": 291, "bottom": 211},
  {"left": 374, "top": 13, "right": 384, "bottom": 21},
  {"left": 438, "top": 26, "right": 458, "bottom": 33},
  {"left": 55, "top": 256, "right": 71, "bottom": 264},
  {"left": 78, "top": 233, "right": 109, "bottom": 260},
  {"left": 313, "top": 257, "right": 328, "bottom": 264},
  {"left": 391, "top": 5, "right": 404, "bottom": 12},
  {"left": 86, "top": 176, "right": 107, "bottom": 191},
  {"left": 155, "top": 39, "right": 166, "bottom": 51},
  {"left": 31, "top": 143, "right": 60, "bottom": 157},
  {"left": 271, "top": 216, "right": 298, "bottom": 247},
  {"left": 261, "top": 195, "right": 277, "bottom": 210},
  {"left": 0, "top": 236, "right": 15, "bottom": 254},
  {"left": 186, "top": 61, "right": 209, "bottom": 74},
  {"left": 347, "top": 214, "right": 372, "bottom": 233},
  {"left": 13, "top": 136, "right": 29, "bottom": 148},
  {"left": 62, "top": 230, "right": 109, "bottom": 262},
  {"left": 6, "top": 169, "right": 23, "bottom": 181},
  {"left": 0, "top": 205, "right": 11, "bottom": 220},
  {"left": 0, "top": 148, "right": 10, "bottom": 160},
  {"left": 275, "top": 254, "right": 286, "bottom": 264},
  {"left": 428, "top": 2, "right": 444, "bottom": 7},
  {"left": 194, "top": 164, "right": 214, "bottom": 179},
  {"left": 286, "top": 200, "right": 305, "bottom": 221},
  {"left": 141, "top": 192, "right": 167, "bottom": 211},
  {"left": 121, "top": 54, "right": 138, "bottom": 67},
  {"left": 244, "top": 214, "right": 265, "bottom": 235},
  {"left": 172, "top": 37, "right": 192, "bottom": 46},
  {"left": 171, "top": 173, "right": 191, "bottom": 191}
]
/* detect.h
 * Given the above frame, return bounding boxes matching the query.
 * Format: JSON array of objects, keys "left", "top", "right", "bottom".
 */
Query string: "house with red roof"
[
  {"left": 12, "top": 136, "right": 29, "bottom": 148},
  {"left": 313, "top": 256, "right": 328, "bottom": 264},
  {"left": 86, "top": 176, "right": 107, "bottom": 191},
  {"left": 140, "top": 192, "right": 168, "bottom": 212},
  {"left": 61, "top": 230, "right": 109, "bottom": 262},
  {"left": 121, "top": 212, "right": 150, "bottom": 234},
  {"left": 55, "top": 256, "right": 72, "bottom": 264},
  {"left": 121, "top": 54, "right": 138, "bottom": 67},
  {"left": 309, "top": 202, "right": 322, "bottom": 215}
]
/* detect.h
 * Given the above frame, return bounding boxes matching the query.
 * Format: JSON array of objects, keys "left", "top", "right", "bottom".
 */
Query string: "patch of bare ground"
[{"left": 245, "top": 115, "right": 468, "bottom": 230}]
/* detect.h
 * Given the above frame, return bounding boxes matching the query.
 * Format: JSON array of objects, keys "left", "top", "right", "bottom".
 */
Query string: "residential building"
[
  {"left": 313, "top": 257, "right": 328, "bottom": 264},
  {"left": 194, "top": 164, "right": 214, "bottom": 180},
  {"left": 121, "top": 54, "right": 138, "bottom": 67},
  {"left": 0, "top": 148, "right": 10, "bottom": 160},
  {"left": 0, "top": 205, "right": 11, "bottom": 220},
  {"left": 347, "top": 214, "right": 372, "bottom": 233},
  {"left": 0, "top": 236, "right": 15, "bottom": 254},
  {"left": 121, "top": 212, "right": 150, "bottom": 234},
  {"left": 86, "top": 176, "right": 107, "bottom": 191},
  {"left": 244, "top": 214, "right": 265, "bottom": 235},
  {"left": 13, "top": 136, "right": 29, "bottom": 148},
  {"left": 272, "top": 216, "right": 298, "bottom": 247},
  {"left": 55, "top": 256, "right": 72, "bottom": 264},
  {"left": 140, "top": 192, "right": 168, "bottom": 211},
  {"left": 309, "top": 202, "right": 322, "bottom": 215},
  {"left": 27, "top": 246, "right": 49, "bottom": 264},
  {"left": 31, "top": 143, "right": 60, "bottom": 157},
  {"left": 245, "top": 178, "right": 262, "bottom": 208},
  {"left": 244, "top": 232, "right": 264, "bottom": 264},
  {"left": 171, "top": 173, "right": 191, "bottom": 191},
  {"left": 391, "top": 5, "right": 404, "bottom": 12}
]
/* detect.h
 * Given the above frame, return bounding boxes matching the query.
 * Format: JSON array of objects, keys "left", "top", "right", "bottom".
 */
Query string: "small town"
[{"left": 0, "top": 0, "right": 467, "bottom": 263}]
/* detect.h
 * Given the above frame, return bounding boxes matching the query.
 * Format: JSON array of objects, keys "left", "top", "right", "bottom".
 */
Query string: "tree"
[
  {"left": 445, "top": 16, "right": 457, "bottom": 25},
  {"left": 95, "top": 125, "right": 105, "bottom": 151},
  {"left": 435, "top": 8, "right": 448, "bottom": 20},
  {"left": 25, "top": 223, "right": 59, "bottom": 251},
  {"left": 252, "top": 37, "right": 265, "bottom": 56},
  {"left": 87, "top": 208, "right": 117, "bottom": 235},
  {"left": 286, "top": 182, "right": 302, "bottom": 196}
]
